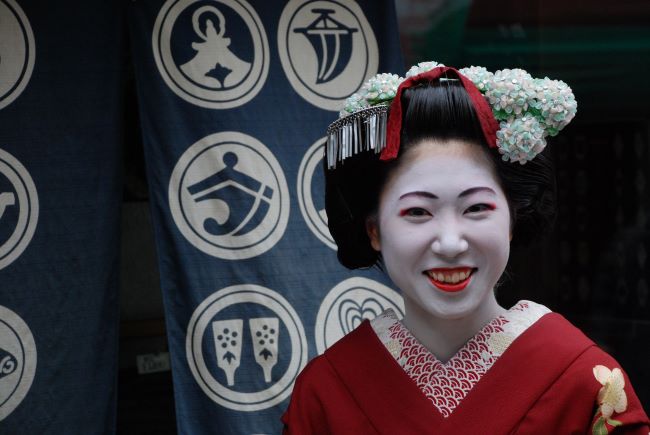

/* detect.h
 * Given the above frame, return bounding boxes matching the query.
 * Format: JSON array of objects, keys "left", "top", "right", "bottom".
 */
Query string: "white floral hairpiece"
[
  {"left": 339, "top": 73, "right": 403, "bottom": 117},
  {"left": 330, "top": 61, "right": 577, "bottom": 166}
]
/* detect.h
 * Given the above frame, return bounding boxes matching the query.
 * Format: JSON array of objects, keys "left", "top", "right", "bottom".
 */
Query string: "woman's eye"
[
  {"left": 465, "top": 203, "right": 495, "bottom": 214},
  {"left": 400, "top": 207, "right": 431, "bottom": 218}
]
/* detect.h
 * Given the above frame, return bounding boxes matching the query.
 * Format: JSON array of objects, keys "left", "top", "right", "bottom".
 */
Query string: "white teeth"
[{"left": 428, "top": 269, "right": 472, "bottom": 284}]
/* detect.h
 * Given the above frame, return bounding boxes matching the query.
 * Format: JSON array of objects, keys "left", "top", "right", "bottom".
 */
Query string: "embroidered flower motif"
[
  {"left": 594, "top": 365, "right": 627, "bottom": 418},
  {"left": 486, "top": 331, "right": 514, "bottom": 356},
  {"left": 592, "top": 365, "right": 627, "bottom": 434},
  {"left": 385, "top": 339, "right": 402, "bottom": 359}
]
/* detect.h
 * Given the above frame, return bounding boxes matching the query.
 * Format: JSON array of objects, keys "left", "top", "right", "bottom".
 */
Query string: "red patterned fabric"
[
  {"left": 282, "top": 312, "right": 649, "bottom": 434},
  {"left": 380, "top": 66, "right": 499, "bottom": 161},
  {"left": 388, "top": 316, "right": 508, "bottom": 417}
]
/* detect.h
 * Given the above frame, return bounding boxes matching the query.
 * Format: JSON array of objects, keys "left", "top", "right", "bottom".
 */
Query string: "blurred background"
[{"left": 117, "top": 0, "right": 650, "bottom": 432}]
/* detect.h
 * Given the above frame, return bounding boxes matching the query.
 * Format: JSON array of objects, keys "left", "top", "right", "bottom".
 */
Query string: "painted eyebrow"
[
  {"left": 458, "top": 187, "right": 497, "bottom": 198},
  {"left": 398, "top": 191, "right": 438, "bottom": 200},
  {"left": 398, "top": 187, "right": 496, "bottom": 200}
]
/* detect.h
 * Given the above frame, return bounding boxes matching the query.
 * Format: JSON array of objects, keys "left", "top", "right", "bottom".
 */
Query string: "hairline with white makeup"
[
  {"left": 365, "top": 139, "right": 511, "bottom": 336},
  {"left": 366, "top": 137, "right": 514, "bottom": 236},
  {"left": 324, "top": 81, "right": 556, "bottom": 270}
]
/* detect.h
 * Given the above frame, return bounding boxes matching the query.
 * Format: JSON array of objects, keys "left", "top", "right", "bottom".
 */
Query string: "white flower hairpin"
[{"left": 326, "top": 61, "right": 577, "bottom": 168}]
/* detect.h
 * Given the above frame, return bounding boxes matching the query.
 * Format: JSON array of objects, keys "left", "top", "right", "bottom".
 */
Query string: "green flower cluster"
[
  {"left": 463, "top": 67, "right": 577, "bottom": 163},
  {"left": 337, "top": 61, "right": 577, "bottom": 165},
  {"left": 530, "top": 78, "right": 577, "bottom": 136},
  {"left": 405, "top": 61, "right": 445, "bottom": 78},
  {"left": 496, "top": 116, "right": 546, "bottom": 164},
  {"left": 339, "top": 73, "right": 403, "bottom": 117},
  {"left": 459, "top": 66, "right": 493, "bottom": 92}
]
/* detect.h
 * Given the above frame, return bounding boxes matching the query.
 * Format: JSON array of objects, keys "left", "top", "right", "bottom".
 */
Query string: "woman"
[{"left": 282, "top": 62, "right": 649, "bottom": 434}]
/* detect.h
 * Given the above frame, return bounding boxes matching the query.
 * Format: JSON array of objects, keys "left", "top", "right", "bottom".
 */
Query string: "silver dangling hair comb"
[{"left": 325, "top": 105, "right": 389, "bottom": 169}]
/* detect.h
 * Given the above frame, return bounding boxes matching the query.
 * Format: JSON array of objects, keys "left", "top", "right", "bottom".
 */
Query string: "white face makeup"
[{"left": 368, "top": 140, "right": 511, "bottom": 321}]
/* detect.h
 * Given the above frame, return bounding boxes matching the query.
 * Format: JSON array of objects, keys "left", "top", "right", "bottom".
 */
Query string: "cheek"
[
  {"left": 379, "top": 226, "right": 432, "bottom": 283},
  {"left": 383, "top": 235, "right": 418, "bottom": 260},
  {"left": 379, "top": 230, "right": 424, "bottom": 292},
  {"left": 479, "top": 219, "right": 511, "bottom": 268},
  {"left": 379, "top": 217, "right": 423, "bottom": 255}
]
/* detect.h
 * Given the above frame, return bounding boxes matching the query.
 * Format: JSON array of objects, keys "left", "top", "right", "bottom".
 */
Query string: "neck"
[{"left": 402, "top": 292, "right": 505, "bottom": 363}]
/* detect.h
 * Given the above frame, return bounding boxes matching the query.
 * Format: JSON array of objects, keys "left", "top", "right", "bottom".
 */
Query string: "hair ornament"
[
  {"left": 338, "top": 73, "right": 404, "bottom": 118},
  {"left": 381, "top": 66, "right": 499, "bottom": 161},
  {"left": 326, "top": 61, "right": 577, "bottom": 168},
  {"left": 405, "top": 61, "right": 446, "bottom": 78},
  {"left": 326, "top": 105, "right": 389, "bottom": 169}
]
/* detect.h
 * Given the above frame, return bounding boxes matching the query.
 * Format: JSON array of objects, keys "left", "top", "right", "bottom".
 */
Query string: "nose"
[{"left": 431, "top": 218, "right": 469, "bottom": 258}]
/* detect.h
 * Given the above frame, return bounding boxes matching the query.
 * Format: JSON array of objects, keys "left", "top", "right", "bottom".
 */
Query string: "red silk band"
[{"left": 380, "top": 66, "right": 499, "bottom": 161}]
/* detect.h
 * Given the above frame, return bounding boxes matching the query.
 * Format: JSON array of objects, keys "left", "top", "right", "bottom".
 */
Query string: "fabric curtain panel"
[
  {"left": 1, "top": 0, "right": 403, "bottom": 433},
  {"left": 0, "top": 0, "right": 124, "bottom": 433},
  {"left": 127, "top": 0, "right": 402, "bottom": 432}
]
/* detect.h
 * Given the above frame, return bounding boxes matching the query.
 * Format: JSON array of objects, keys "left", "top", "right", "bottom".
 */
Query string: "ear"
[{"left": 366, "top": 218, "right": 381, "bottom": 252}]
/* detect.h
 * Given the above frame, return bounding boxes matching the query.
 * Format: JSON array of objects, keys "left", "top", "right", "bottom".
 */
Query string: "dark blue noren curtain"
[
  {"left": 128, "top": 0, "right": 403, "bottom": 433},
  {"left": 0, "top": 0, "right": 124, "bottom": 433},
  {"left": 1, "top": 0, "right": 404, "bottom": 432}
]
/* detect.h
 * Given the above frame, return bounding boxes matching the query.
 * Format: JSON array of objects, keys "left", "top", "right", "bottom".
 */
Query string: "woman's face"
[{"left": 368, "top": 139, "right": 511, "bottom": 320}]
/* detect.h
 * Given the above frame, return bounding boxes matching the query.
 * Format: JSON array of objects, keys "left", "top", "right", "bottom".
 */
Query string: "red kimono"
[{"left": 283, "top": 302, "right": 649, "bottom": 434}]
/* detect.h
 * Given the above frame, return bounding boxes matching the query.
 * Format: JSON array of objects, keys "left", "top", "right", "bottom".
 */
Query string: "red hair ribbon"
[{"left": 380, "top": 66, "right": 499, "bottom": 161}]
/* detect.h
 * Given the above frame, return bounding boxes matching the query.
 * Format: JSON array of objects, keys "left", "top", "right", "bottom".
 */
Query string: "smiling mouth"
[{"left": 424, "top": 267, "right": 475, "bottom": 293}]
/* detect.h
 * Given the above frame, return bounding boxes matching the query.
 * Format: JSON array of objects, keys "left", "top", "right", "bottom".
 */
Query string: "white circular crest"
[
  {"left": 153, "top": 0, "right": 269, "bottom": 109},
  {"left": 186, "top": 284, "right": 308, "bottom": 411},
  {"left": 0, "top": 149, "right": 38, "bottom": 270},
  {"left": 277, "top": 0, "right": 378, "bottom": 111},
  {"left": 0, "top": 0, "right": 36, "bottom": 110},
  {"left": 315, "top": 277, "right": 403, "bottom": 354},
  {"left": 0, "top": 305, "right": 37, "bottom": 421},
  {"left": 169, "top": 132, "right": 289, "bottom": 260},
  {"left": 296, "top": 137, "right": 335, "bottom": 250}
]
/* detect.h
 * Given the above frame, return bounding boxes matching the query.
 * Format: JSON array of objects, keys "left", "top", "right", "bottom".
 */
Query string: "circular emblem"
[
  {"left": 315, "top": 277, "right": 403, "bottom": 354},
  {"left": 0, "top": 149, "right": 38, "bottom": 270},
  {"left": 277, "top": 0, "right": 378, "bottom": 111},
  {"left": 0, "top": 305, "right": 36, "bottom": 420},
  {"left": 186, "top": 284, "right": 307, "bottom": 411},
  {"left": 153, "top": 0, "right": 269, "bottom": 109},
  {"left": 169, "top": 132, "right": 289, "bottom": 260},
  {"left": 297, "top": 137, "right": 335, "bottom": 250},
  {"left": 0, "top": 0, "right": 36, "bottom": 110}
]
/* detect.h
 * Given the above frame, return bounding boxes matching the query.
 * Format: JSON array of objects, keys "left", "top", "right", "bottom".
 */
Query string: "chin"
[
  {"left": 417, "top": 296, "right": 478, "bottom": 320},
  {"left": 428, "top": 305, "right": 474, "bottom": 320}
]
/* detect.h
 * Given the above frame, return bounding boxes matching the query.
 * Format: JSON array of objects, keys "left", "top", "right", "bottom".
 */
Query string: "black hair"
[{"left": 325, "top": 80, "right": 556, "bottom": 269}]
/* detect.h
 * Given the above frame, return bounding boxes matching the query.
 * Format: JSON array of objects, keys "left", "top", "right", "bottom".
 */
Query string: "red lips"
[{"left": 425, "top": 267, "right": 474, "bottom": 293}]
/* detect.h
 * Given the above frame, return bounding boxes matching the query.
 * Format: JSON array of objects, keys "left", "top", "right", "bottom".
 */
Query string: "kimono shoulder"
[
  {"left": 282, "top": 313, "right": 649, "bottom": 434},
  {"left": 512, "top": 316, "right": 650, "bottom": 434},
  {"left": 281, "top": 321, "right": 386, "bottom": 434},
  {"left": 283, "top": 319, "right": 485, "bottom": 434}
]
